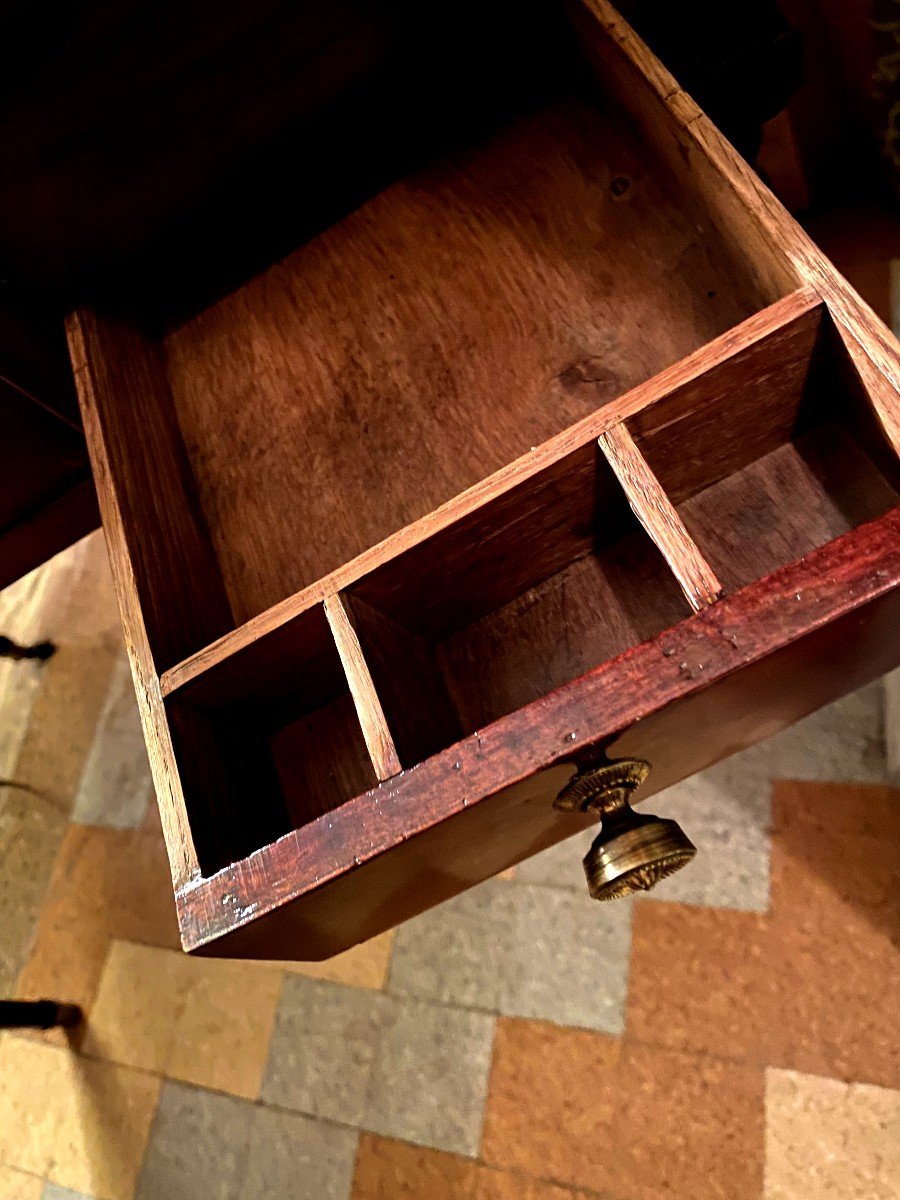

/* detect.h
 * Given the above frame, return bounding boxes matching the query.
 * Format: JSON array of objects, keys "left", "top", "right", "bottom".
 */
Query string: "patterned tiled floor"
[{"left": 0, "top": 532, "right": 898, "bottom": 1200}]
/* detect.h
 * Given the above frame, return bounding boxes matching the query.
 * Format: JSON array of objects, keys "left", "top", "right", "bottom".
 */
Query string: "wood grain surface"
[
  {"left": 160, "top": 289, "right": 820, "bottom": 702},
  {"left": 598, "top": 424, "right": 722, "bottom": 610},
  {"left": 179, "top": 507, "right": 900, "bottom": 958},
  {"left": 163, "top": 96, "right": 766, "bottom": 626},
  {"left": 324, "top": 594, "right": 401, "bottom": 782},
  {"left": 62, "top": 0, "right": 900, "bottom": 955}
]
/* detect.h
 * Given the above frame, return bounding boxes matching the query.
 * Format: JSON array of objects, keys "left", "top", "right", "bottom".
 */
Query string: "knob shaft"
[{"left": 555, "top": 759, "right": 696, "bottom": 901}]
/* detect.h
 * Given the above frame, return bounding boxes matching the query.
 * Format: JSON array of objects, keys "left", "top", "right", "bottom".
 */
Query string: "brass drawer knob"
[{"left": 555, "top": 758, "right": 696, "bottom": 901}]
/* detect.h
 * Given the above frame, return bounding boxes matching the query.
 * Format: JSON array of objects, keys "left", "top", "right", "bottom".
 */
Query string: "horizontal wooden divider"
[
  {"left": 324, "top": 593, "right": 402, "bottom": 782},
  {"left": 598, "top": 424, "right": 723, "bottom": 610}
]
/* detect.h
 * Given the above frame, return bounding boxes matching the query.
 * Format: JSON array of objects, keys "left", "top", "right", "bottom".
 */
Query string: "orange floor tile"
[{"left": 2, "top": 535, "right": 898, "bottom": 1200}]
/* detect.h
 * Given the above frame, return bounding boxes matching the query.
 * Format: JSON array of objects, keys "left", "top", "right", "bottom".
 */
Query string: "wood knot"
[{"left": 558, "top": 357, "right": 620, "bottom": 396}]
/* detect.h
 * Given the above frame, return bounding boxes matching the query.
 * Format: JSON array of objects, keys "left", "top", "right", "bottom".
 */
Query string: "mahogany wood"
[
  {"left": 162, "top": 96, "right": 767, "bottom": 627},
  {"left": 181, "top": 509, "right": 900, "bottom": 957},
  {"left": 158, "top": 288, "right": 821, "bottom": 701},
  {"left": 60, "top": 0, "right": 900, "bottom": 957}
]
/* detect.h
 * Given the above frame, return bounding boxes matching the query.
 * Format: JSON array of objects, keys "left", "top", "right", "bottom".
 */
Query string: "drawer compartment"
[
  {"left": 67, "top": 0, "right": 900, "bottom": 958},
  {"left": 345, "top": 447, "right": 693, "bottom": 762},
  {"left": 627, "top": 309, "right": 900, "bottom": 592}
]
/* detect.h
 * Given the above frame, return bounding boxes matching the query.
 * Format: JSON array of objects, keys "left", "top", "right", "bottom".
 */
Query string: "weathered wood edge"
[
  {"left": 598, "top": 424, "right": 722, "bottom": 609},
  {"left": 175, "top": 504, "right": 900, "bottom": 949},
  {"left": 66, "top": 310, "right": 200, "bottom": 887},
  {"left": 324, "top": 592, "right": 402, "bottom": 781}
]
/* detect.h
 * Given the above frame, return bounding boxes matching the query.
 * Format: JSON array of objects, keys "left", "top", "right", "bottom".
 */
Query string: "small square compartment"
[
  {"left": 627, "top": 305, "right": 900, "bottom": 593},
  {"left": 166, "top": 605, "right": 377, "bottom": 875},
  {"left": 345, "top": 446, "right": 692, "bottom": 764}
]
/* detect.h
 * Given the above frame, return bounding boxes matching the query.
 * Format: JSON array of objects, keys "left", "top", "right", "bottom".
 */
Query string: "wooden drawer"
[{"left": 67, "top": 0, "right": 900, "bottom": 958}]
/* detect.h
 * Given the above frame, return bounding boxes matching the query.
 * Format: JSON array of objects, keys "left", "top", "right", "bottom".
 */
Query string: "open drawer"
[{"left": 67, "top": 0, "right": 900, "bottom": 958}]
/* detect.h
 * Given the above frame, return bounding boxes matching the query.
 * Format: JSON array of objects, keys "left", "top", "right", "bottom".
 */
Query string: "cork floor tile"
[
  {"left": 262, "top": 977, "right": 393, "bottom": 1126},
  {"left": 136, "top": 1082, "right": 357, "bottom": 1200},
  {"left": 389, "top": 880, "right": 631, "bottom": 1032},
  {"left": 72, "top": 653, "right": 153, "bottom": 830},
  {"left": 0, "top": 1165, "right": 42, "bottom": 1200},
  {"left": 0, "top": 788, "right": 67, "bottom": 995},
  {"left": 772, "top": 777, "right": 900, "bottom": 839},
  {"left": 474, "top": 1168, "right": 594, "bottom": 1199},
  {"left": 350, "top": 1134, "right": 477, "bottom": 1200},
  {"left": 16, "top": 826, "right": 181, "bottom": 1032},
  {"left": 134, "top": 1082, "right": 249, "bottom": 1200},
  {"left": 765, "top": 1069, "right": 900, "bottom": 1199},
  {"left": 237, "top": 1105, "right": 358, "bottom": 1200},
  {"left": 768, "top": 782, "right": 899, "bottom": 1088},
  {"left": 281, "top": 930, "right": 395, "bottom": 990},
  {"left": 364, "top": 999, "right": 495, "bottom": 1157},
  {"left": 627, "top": 903, "right": 774, "bottom": 1062},
  {"left": 82, "top": 940, "right": 283, "bottom": 1101},
  {"left": 166, "top": 956, "right": 283, "bottom": 1100},
  {"left": 80, "top": 942, "right": 194, "bottom": 1074},
  {"left": 388, "top": 881, "right": 515, "bottom": 1011},
  {"left": 0, "top": 1035, "right": 159, "bottom": 1200},
  {"left": 482, "top": 1018, "right": 764, "bottom": 1199}
]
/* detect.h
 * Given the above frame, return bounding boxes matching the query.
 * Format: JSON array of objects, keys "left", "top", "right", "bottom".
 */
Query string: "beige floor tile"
[
  {"left": 16, "top": 825, "right": 182, "bottom": 1035},
  {"left": 165, "top": 957, "right": 284, "bottom": 1100},
  {"left": 765, "top": 1068, "right": 900, "bottom": 1200},
  {"left": 282, "top": 931, "right": 394, "bottom": 990},
  {"left": 0, "top": 537, "right": 92, "bottom": 781},
  {"left": 76, "top": 939, "right": 283, "bottom": 1102},
  {"left": 0, "top": 1164, "right": 43, "bottom": 1200},
  {"left": 0, "top": 1034, "right": 68, "bottom": 1177},
  {"left": 0, "top": 1035, "right": 158, "bottom": 1200},
  {"left": 81, "top": 942, "right": 194, "bottom": 1073},
  {"left": 13, "top": 633, "right": 122, "bottom": 815},
  {"left": 50, "top": 1050, "right": 159, "bottom": 1200}
]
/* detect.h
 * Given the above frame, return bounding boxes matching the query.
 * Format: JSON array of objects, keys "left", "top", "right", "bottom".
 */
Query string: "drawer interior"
[
  {"left": 158, "top": 300, "right": 900, "bottom": 876},
  {"left": 346, "top": 453, "right": 691, "bottom": 759},
  {"left": 84, "top": 64, "right": 798, "bottom": 676},
  {"left": 161, "top": 94, "right": 767, "bottom": 636},
  {"left": 629, "top": 308, "right": 900, "bottom": 592},
  {"left": 67, "top": 0, "right": 900, "bottom": 953},
  {"left": 167, "top": 604, "right": 380, "bottom": 874}
]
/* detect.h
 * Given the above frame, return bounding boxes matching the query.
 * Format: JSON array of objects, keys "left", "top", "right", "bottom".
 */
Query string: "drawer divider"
[
  {"left": 324, "top": 592, "right": 402, "bottom": 781},
  {"left": 598, "top": 424, "right": 723, "bottom": 611}
]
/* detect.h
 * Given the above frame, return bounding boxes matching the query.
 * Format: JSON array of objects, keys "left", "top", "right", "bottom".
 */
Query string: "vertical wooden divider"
[
  {"left": 323, "top": 593, "right": 402, "bottom": 781},
  {"left": 598, "top": 425, "right": 723, "bottom": 611}
]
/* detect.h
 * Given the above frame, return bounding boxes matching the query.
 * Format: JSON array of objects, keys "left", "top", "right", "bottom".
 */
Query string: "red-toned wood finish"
[{"left": 63, "top": 0, "right": 900, "bottom": 959}]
